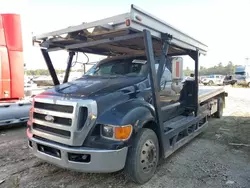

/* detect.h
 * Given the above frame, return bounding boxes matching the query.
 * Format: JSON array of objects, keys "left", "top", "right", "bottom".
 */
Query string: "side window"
[{"left": 154, "top": 63, "right": 171, "bottom": 90}]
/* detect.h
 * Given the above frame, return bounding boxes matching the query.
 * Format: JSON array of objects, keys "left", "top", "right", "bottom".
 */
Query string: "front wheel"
[{"left": 125, "top": 128, "right": 159, "bottom": 184}]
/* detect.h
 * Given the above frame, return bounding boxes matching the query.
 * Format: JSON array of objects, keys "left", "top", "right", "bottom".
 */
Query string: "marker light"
[{"left": 125, "top": 19, "right": 130, "bottom": 26}]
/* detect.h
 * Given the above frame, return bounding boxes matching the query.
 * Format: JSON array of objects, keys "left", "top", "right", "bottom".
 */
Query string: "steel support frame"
[
  {"left": 63, "top": 52, "right": 75, "bottom": 83},
  {"left": 41, "top": 49, "right": 60, "bottom": 86},
  {"left": 40, "top": 33, "right": 145, "bottom": 86},
  {"left": 156, "top": 33, "right": 172, "bottom": 91},
  {"left": 45, "top": 33, "right": 144, "bottom": 52},
  {"left": 143, "top": 29, "right": 169, "bottom": 154},
  {"left": 189, "top": 50, "right": 200, "bottom": 115}
]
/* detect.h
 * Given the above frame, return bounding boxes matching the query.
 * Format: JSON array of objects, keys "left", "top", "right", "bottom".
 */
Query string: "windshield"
[{"left": 85, "top": 57, "right": 148, "bottom": 77}]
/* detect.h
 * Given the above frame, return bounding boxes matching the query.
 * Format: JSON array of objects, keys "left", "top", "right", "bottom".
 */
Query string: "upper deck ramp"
[{"left": 33, "top": 4, "right": 208, "bottom": 56}]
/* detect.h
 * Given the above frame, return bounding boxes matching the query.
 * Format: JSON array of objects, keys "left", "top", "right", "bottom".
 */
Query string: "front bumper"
[{"left": 27, "top": 129, "right": 128, "bottom": 173}]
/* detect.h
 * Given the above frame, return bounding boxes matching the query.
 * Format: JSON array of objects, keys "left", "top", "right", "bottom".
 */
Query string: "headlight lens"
[
  {"left": 101, "top": 125, "right": 114, "bottom": 138},
  {"left": 101, "top": 124, "right": 133, "bottom": 141}
]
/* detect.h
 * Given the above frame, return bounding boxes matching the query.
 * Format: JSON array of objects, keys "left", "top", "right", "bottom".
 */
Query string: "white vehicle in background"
[{"left": 201, "top": 74, "right": 225, "bottom": 86}]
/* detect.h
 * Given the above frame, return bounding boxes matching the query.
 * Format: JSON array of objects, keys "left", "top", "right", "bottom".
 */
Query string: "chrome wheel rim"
[{"left": 140, "top": 139, "right": 157, "bottom": 173}]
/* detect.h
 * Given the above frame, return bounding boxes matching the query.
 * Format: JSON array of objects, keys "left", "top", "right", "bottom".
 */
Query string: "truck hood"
[{"left": 41, "top": 76, "right": 145, "bottom": 97}]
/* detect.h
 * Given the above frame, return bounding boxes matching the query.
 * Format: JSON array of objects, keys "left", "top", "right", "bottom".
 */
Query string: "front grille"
[
  {"left": 33, "top": 112, "right": 72, "bottom": 126},
  {"left": 31, "top": 98, "right": 95, "bottom": 146},
  {"left": 34, "top": 102, "right": 74, "bottom": 113},
  {"left": 33, "top": 123, "right": 71, "bottom": 138}
]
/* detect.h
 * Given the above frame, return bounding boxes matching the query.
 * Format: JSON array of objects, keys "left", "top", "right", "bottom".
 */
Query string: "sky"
[{"left": 1, "top": 0, "right": 250, "bottom": 70}]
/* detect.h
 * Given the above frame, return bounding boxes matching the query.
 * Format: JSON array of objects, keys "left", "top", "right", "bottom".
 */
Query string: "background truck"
[
  {"left": 234, "top": 65, "right": 250, "bottom": 87},
  {"left": 28, "top": 4, "right": 227, "bottom": 184},
  {"left": 0, "top": 14, "right": 31, "bottom": 127}
]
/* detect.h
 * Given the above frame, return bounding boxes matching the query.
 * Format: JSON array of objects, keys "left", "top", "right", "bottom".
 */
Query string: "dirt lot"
[{"left": 1, "top": 87, "right": 250, "bottom": 188}]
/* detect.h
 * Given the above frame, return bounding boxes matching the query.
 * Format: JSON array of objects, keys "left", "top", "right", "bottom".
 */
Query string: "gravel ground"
[{"left": 0, "top": 87, "right": 250, "bottom": 188}]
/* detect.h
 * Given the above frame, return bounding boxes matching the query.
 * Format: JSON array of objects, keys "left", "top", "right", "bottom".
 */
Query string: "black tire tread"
[{"left": 124, "top": 128, "right": 159, "bottom": 184}]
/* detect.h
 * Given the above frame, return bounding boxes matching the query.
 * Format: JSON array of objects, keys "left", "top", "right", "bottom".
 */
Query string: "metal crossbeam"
[{"left": 45, "top": 33, "right": 144, "bottom": 51}]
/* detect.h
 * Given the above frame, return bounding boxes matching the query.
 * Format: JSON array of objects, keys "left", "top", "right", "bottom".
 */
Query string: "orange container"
[
  {"left": 1, "top": 14, "right": 23, "bottom": 51},
  {"left": 0, "top": 46, "right": 11, "bottom": 99},
  {"left": 8, "top": 50, "right": 24, "bottom": 98},
  {"left": 0, "top": 14, "right": 24, "bottom": 100},
  {"left": 0, "top": 15, "right": 6, "bottom": 46}
]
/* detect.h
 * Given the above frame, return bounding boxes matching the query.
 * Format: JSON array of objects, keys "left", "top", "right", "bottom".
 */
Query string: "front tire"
[{"left": 125, "top": 128, "right": 159, "bottom": 184}]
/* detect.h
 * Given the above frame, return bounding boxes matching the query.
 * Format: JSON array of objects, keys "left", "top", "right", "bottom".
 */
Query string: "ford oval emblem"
[{"left": 45, "top": 115, "right": 54, "bottom": 122}]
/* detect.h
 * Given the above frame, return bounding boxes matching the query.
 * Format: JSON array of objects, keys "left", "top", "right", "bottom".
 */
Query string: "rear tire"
[
  {"left": 125, "top": 128, "right": 159, "bottom": 184},
  {"left": 214, "top": 97, "right": 223, "bottom": 118}
]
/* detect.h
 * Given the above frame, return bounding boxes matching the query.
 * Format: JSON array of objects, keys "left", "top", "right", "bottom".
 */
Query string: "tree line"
[
  {"left": 184, "top": 61, "right": 237, "bottom": 76},
  {"left": 25, "top": 61, "right": 237, "bottom": 77},
  {"left": 25, "top": 69, "right": 69, "bottom": 76}
]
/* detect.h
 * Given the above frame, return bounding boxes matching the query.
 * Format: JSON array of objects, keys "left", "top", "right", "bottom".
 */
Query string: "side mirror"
[
  {"left": 171, "top": 57, "right": 184, "bottom": 93},
  {"left": 171, "top": 57, "right": 184, "bottom": 80}
]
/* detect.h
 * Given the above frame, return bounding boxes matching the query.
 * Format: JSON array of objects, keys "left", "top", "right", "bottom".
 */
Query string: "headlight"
[
  {"left": 102, "top": 125, "right": 114, "bottom": 138},
  {"left": 101, "top": 124, "right": 133, "bottom": 141}
]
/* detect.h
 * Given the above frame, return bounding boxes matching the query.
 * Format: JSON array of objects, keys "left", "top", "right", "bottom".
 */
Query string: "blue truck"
[
  {"left": 27, "top": 4, "right": 227, "bottom": 184},
  {"left": 235, "top": 65, "right": 250, "bottom": 87}
]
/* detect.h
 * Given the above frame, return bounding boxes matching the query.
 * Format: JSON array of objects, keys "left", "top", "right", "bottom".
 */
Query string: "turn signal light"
[{"left": 114, "top": 125, "right": 132, "bottom": 140}]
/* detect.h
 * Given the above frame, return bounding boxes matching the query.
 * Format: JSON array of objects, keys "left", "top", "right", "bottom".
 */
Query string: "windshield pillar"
[{"left": 157, "top": 34, "right": 172, "bottom": 91}]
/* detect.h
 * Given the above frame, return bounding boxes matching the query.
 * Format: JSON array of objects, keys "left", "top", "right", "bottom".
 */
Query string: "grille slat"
[
  {"left": 33, "top": 112, "right": 72, "bottom": 126},
  {"left": 33, "top": 123, "right": 71, "bottom": 138},
  {"left": 34, "top": 102, "right": 74, "bottom": 113}
]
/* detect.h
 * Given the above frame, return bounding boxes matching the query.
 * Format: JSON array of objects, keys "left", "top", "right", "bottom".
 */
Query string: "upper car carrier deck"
[{"left": 33, "top": 4, "right": 208, "bottom": 56}]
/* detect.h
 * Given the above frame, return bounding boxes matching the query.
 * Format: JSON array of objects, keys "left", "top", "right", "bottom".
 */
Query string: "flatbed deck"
[{"left": 199, "top": 86, "right": 225, "bottom": 103}]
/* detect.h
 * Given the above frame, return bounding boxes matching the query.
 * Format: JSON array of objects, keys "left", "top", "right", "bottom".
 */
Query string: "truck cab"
[{"left": 235, "top": 65, "right": 250, "bottom": 87}]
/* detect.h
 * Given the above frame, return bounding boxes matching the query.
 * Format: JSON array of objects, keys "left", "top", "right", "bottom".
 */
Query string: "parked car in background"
[
  {"left": 223, "top": 75, "right": 237, "bottom": 86},
  {"left": 201, "top": 74, "right": 225, "bottom": 86}
]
